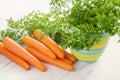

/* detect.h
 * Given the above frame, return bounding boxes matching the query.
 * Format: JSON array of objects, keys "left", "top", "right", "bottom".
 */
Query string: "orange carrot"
[
  {"left": 22, "top": 35, "right": 56, "bottom": 59},
  {"left": 33, "top": 29, "right": 76, "bottom": 62},
  {"left": 0, "top": 42, "right": 30, "bottom": 70},
  {"left": 26, "top": 47, "right": 73, "bottom": 71},
  {"left": 33, "top": 29, "right": 65, "bottom": 59},
  {"left": 63, "top": 50, "right": 77, "bottom": 63},
  {"left": 60, "top": 58, "right": 73, "bottom": 65},
  {"left": 2, "top": 37, "right": 46, "bottom": 72}
]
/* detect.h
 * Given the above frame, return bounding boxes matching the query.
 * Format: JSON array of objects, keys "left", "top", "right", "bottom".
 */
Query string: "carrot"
[
  {"left": 33, "top": 29, "right": 65, "bottom": 59},
  {"left": 26, "top": 47, "right": 73, "bottom": 71},
  {"left": 33, "top": 29, "right": 76, "bottom": 62},
  {"left": 63, "top": 50, "right": 77, "bottom": 63},
  {"left": 22, "top": 35, "right": 56, "bottom": 59},
  {"left": 59, "top": 58, "right": 73, "bottom": 65},
  {"left": 0, "top": 42, "right": 30, "bottom": 70},
  {"left": 2, "top": 37, "right": 46, "bottom": 72}
]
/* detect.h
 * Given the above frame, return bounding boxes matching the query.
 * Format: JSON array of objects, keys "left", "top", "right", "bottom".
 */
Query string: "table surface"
[{"left": 0, "top": 0, "right": 120, "bottom": 80}]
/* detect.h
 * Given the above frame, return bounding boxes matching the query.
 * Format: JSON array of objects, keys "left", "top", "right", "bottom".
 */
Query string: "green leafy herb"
[{"left": 0, "top": 0, "right": 120, "bottom": 50}]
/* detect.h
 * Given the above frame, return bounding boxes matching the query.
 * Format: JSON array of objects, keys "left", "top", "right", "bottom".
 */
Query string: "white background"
[{"left": 0, "top": 0, "right": 120, "bottom": 80}]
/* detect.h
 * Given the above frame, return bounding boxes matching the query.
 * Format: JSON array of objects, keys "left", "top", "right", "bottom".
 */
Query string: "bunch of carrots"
[{"left": 0, "top": 29, "right": 77, "bottom": 72}]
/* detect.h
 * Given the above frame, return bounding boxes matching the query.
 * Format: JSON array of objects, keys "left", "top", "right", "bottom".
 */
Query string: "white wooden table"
[{"left": 0, "top": 0, "right": 120, "bottom": 80}]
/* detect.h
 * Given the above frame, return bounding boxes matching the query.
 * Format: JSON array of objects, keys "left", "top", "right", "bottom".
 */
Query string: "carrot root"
[
  {"left": 2, "top": 37, "right": 46, "bottom": 72},
  {"left": 0, "top": 42, "right": 30, "bottom": 70},
  {"left": 23, "top": 35, "right": 56, "bottom": 59},
  {"left": 64, "top": 51, "right": 77, "bottom": 63},
  {"left": 60, "top": 58, "right": 73, "bottom": 65},
  {"left": 26, "top": 47, "right": 73, "bottom": 71},
  {"left": 33, "top": 29, "right": 65, "bottom": 59}
]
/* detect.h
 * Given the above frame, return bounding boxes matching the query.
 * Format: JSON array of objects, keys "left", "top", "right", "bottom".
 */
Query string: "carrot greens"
[{"left": 0, "top": 0, "right": 120, "bottom": 50}]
